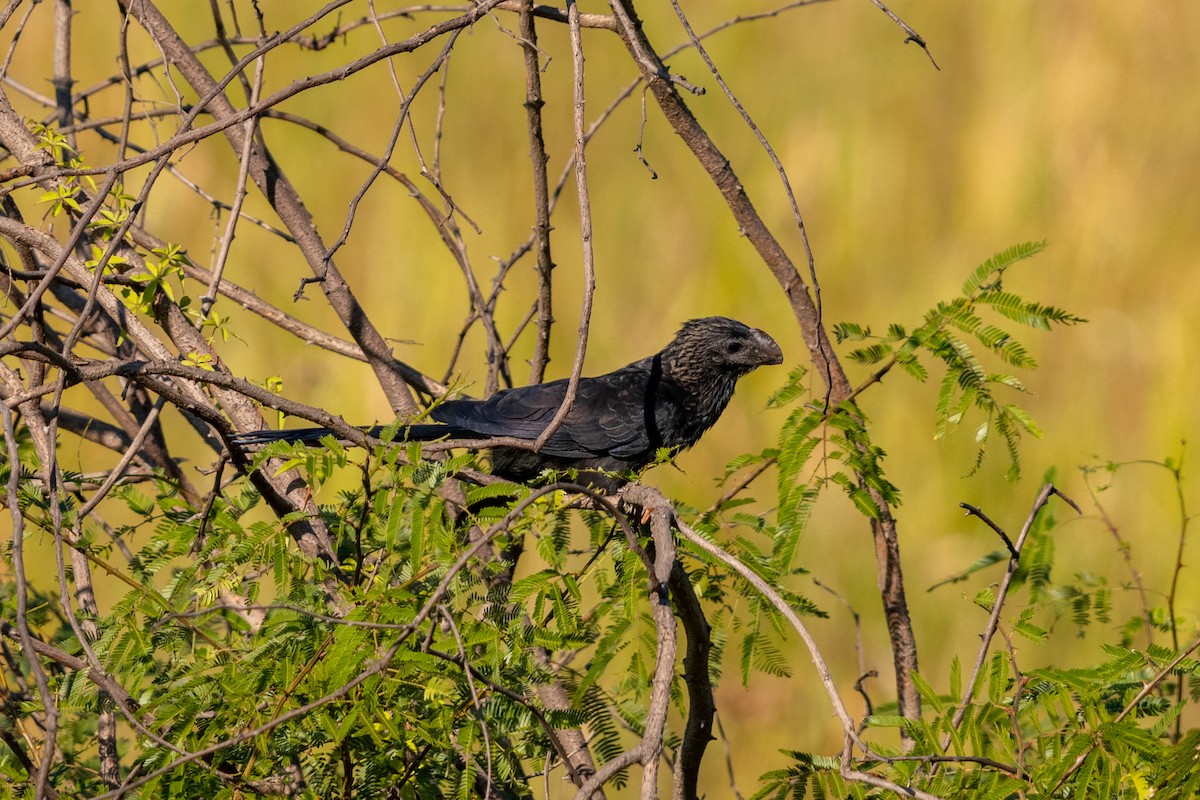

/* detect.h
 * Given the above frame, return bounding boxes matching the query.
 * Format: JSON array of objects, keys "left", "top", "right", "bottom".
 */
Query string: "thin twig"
[
  {"left": 865, "top": 0, "right": 940, "bottom": 70},
  {"left": 1081, "top": 467, "right": 1154, "bottom": 647},
  {"left": 201, "top": 41, "right": 264, "bottom": 317},
  {"left": 946, "top": 484, "right": 1079, "bottom": 738},
  {"left": 519, "top": 0, "right": 555, "bottom": 386},
  {"left": 439, "top": 606, "right": 497, "bottom": 799},
  {"left": 713, "top": 711, "right": 745, "bottom": 800},
  {"left": 959, "top": 502, "right": 1018, "bottom": 559},
  {"left": 534, "top": 0, "right": 594, "bottom": 453},
  {"left": 814, "top": 579, "right": 874, "bottom": 720}
]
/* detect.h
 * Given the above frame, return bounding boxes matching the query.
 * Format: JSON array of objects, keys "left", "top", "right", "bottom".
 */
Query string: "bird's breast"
[{"left": 667, "top": 372, "right": 739, "bottom": 447}]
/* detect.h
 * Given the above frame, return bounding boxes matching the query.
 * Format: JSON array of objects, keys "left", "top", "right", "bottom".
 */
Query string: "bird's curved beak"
[{"left": 753, "top": 328, "right": 784, "bottom": 366}]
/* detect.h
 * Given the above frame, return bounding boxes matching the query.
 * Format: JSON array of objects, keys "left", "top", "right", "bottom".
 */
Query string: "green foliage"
[
  {"left": 837, "top": 242, "right": 1083, "bottom": 479},
  {"left": 760, "top": 639, "right": 1199, "bottom": 800},
  {"left": 1, "top": 233, "right": 1182, "bottom": 797},
  {"left": 4, "top": 425, "right": 829, "bottom": 797},
  {"left": 756, "top": 458, "right": 1199, "bottom": 800}
]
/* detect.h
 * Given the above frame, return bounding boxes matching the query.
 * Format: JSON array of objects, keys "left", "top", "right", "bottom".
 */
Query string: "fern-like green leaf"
[
  {"left": 934, "top": 369, "right": 959, "bottom": 440},
  {"left": 833, "top": 321, "right": 870, "bottom": 342},
  {"left": 897, "top": 352, "right": 928, "bottom": 381},
  {"left": 847, "top": 341, "right": 893, "bottom": 365},
  {"left": 961, "top": 240, "right": 1048, "bottom": 296}
]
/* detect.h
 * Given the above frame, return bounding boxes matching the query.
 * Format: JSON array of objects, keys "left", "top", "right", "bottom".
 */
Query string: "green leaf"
[
  {"left": 833, "top": 321, "right": 869, "bottom": 342},
  {"left": 897, "top": 352, "right": 928, "bottom": 381},
  {"left": 1003, "top": 403, "right": 1043, "bottom": 437},
  {"left": 847, "top": 341, "right": 893, "bottom": 365},
  {"left": 961, "top": 240, "right": 1048, "bottom": 295},
  {"left": 1014, "top": 608, "right": 1049, "bottom": 642}
]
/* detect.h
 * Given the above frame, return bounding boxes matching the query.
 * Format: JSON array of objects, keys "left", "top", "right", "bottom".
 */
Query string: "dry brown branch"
[
  {"left": 532, "top": 0, "right": 595, "bottom": 453},
  {"left": 947, "top": 484, "right": 1080, "bottom": 737},
  {"left": 670, "top": 561, "right": 714, "bottom": 800},
  {"left": 604, "top": 0, "right": 841, "bottom": 391},
  {"left": 201, "top": 39, "right": 265, "bottom": 317},
  {"left": 0, "top": 70, "right": 362, "bottom": 572},
  {"left": 518, "top": 0, "right": 556, "bottom": 385},
  {"left": 114, "top": 0, "right": 512, "bottom": 416}
]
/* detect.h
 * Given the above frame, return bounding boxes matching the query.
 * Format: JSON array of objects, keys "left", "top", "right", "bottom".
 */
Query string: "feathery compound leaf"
[
  {"left": 1014, "top": 608, "right": 1049, "bottom": 642},
  {"left": 831, "top": 472, "right": 884, "bottom": 520},
  {"left": 464, "top": 481, "right": 528, "bottom": 506},
  {"left": 897, "top": 352, "right": 929, "bottom": 380},
  {"left": 928, "top": 549, "right": 1009, "bottom": 591},
  {"left": 947, "top": 335, "right": 988, "bottom": 387},
  {"left": 997, "top": 412, "right": 1023, "bottom": 480},
  {"left": 767, "top": 364, "right": 809, "bottom": 408},
  {"left": 998, "top": 335, "right": 1036, "bottom": 367},
  {"left": 989, "top": 372, "right": 1027, "bottom": 391},
  {"left": 723, "top": 448, "right": 778, "bottom": 480},
  {"left": 773, "top": 483, "right": 819, "bottom": 566},
  {"left": 777, "top": 407, "right": 824, "bottom": 488},
  {"left": 832, "top": 321, "right": 870, "bottom": 342},
  {"left": 847, "top": 341, "right": 893, "bottom": 365},
  {"left": 979, "top": 325, "right": 1038, "bottom": 368},
  {"left": 934, "top": 369, "right": 959, "bottom": 440},
  {"left": 947, "top": 307, "right": 984, "bottom": 337},
  {"left": 979, "top": 292, "right": 1084, "bottom": 330},
  {"left": 1003, "top": 403, "right": 1043, "bottom": 437},
  {"left": 961, "top": 240, "right": 1048, "bottom": 296},
  {"left": 750, "top": 637, "right": 794, "bottom": 678},
  {"left": 973, "top": 288, "right": 1026, "bottom": 316}
]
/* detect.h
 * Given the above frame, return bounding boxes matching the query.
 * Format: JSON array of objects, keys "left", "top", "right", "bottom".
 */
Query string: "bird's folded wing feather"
[{"left": 431, "top": 364, "right": 675, "bottom": 460}]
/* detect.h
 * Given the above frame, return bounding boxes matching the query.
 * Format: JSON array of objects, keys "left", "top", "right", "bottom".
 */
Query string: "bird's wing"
[{"left": 432, "top": 359, "right": 681, "bottom": 460}]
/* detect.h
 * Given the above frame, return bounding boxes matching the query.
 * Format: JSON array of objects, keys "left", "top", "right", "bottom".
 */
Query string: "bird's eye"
[{"left": 726, "top": 341, "right": 743, "bottom": 354}]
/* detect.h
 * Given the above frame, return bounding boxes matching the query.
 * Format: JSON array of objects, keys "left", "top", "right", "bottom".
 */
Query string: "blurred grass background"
[{"left": 4, "top": 0, "right": 1199, "bottom": 793}]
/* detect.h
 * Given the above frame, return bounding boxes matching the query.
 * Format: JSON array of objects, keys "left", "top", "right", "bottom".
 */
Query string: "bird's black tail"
[{"left": 231, "top": 423, "right": 455, "bottom": 448}]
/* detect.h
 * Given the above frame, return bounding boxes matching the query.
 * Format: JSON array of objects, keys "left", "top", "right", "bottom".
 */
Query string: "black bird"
[{"left": 234, "top": 317, "right": 783, "bottom": 488}]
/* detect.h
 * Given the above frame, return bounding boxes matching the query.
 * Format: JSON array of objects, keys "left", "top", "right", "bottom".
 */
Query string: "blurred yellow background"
[{"left": 4, "top": 0, "right": 1199, "bottom": 793}]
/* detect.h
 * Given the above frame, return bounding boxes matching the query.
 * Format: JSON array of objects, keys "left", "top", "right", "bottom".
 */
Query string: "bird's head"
[{"left": 665, "top": 317, "right": 784, "bottom": 380}]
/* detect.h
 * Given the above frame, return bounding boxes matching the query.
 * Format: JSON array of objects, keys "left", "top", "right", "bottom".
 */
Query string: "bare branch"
[
  {"left": 518, "top": 0, "right": 556, "bottom": 385},
  {"left": 670, "top": 561, "right": 714, "bottom": 800},
  {"left": 865, "top": 0, "right": 939, "bottom": 70},
  {"left": 533, "top": 0, "right": 595, "bottom": 453},
  {"left": 947, "top": 484, "right": 1080, "bottom": 737}
]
